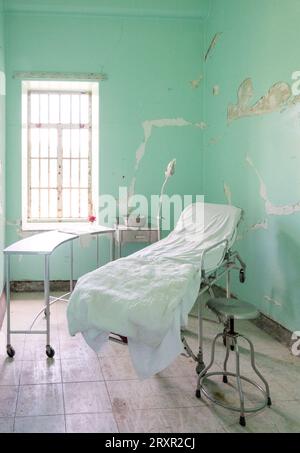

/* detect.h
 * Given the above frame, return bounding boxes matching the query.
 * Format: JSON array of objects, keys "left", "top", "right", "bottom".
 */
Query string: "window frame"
[{"left": 21, "top": 80, "right": 99, "bottom": 231}]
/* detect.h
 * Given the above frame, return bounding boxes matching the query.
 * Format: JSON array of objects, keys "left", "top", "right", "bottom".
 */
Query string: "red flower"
[{"left": 88, "top": 215, "right": 96, "bottom": 223}]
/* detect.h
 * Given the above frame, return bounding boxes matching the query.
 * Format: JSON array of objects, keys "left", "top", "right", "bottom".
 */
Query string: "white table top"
[
  {"left": 4, "top": 231, "right": 77, "bottom": 255},
  {"left": 4, "top": 225, "right": 115, "bottom": 255},
  {"left": 57, "top": 225, "right": 115, "bottom": 236}
]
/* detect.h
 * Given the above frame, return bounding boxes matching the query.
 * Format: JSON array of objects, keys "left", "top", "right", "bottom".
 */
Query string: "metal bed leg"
[
  {"left": 196, "top": 295, "right": 206, "bottom": 374},
  {"left": 226, "top": 269, "right": 231, "bottom": 299},
  {"left": 70, "top": 241, "right": 74, "bottom": 293},
  {"left": 44, "top": 255, "right": 54, "bottom": 358},
  {"left": 5, "top": 255, "right": 15, "bottom": 358}
]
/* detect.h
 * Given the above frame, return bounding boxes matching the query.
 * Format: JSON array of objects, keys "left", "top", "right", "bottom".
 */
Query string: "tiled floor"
[{"left": 0, "top": 292, "right": 300, "bottom": 433}]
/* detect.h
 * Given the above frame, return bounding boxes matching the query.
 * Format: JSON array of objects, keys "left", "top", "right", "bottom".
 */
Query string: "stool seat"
[{"left": 207, "top": 298, "right": 259, "bottom": 320}]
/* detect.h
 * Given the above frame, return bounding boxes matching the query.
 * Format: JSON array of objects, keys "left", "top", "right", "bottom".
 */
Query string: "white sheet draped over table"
[{"left": 67, "top": 203, "right": 241, "bottom": 378}]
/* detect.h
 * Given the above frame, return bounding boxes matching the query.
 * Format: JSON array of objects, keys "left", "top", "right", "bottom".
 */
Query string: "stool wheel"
[
  {"left": 223, "top": 375, "right": 228, "bottom": 384},
  {"left": 239, "top": 269, "right": 246, "bottom": 283},
  {"left": 46, "top": 345, "right": 55, "bottom": 358},
  {"left": 239, "top": 416, "right": 246, "bottom": 427},
  {"left": 195, "top": 389, "right": 201, "bottom": 399},
  {"left": 267, "top": 397, "right": 272, "bottom": 407},
  {"left": 7, "top": 345, "right": 15, "bottom": 358}
]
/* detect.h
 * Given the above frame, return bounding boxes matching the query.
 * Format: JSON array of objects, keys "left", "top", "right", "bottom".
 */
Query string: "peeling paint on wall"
[
  {"left": 246, "top": 155, "right": 300, "bottom": 216},
  {"left": 0, "top": 71, "right": 5, "bottom": 96},
  {"left": 250, "top": 219, "right": 269, "bottom": 231},
  {"left": 208, "top": 136, "right": 222, "bottom": 145},
  {"left": 190, "top": 75, "right": 202, "bottom": 89},
  {"left": 264, "top": 296, "right": 282, "bottom": 307},
  {"left": 205, "top": 32, "right": 222, "bottom": 61},
  {"left": 228, "top": 78, "right": 294, "bottom": 122},
  {"left": 213, "top": 85, "right": 220, "bottom": 96},
  {"left": 223, "top": 182, "right": 232, "bottom": 205},
  {"left": 135, "top": 117, "right": 205, "bottom": 171},
  {"left": 195, "top": 121, "right": 207, "bottom": 129}
]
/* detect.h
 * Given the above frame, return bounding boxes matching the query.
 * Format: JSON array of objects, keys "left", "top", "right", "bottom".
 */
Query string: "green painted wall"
[
  {"left": 204, "top": 0, "right": 300, "bottom": 332},
  {"left": 4, "top": 8, "right": 205, "bottom": 281},
  {"left": 0, "top": 0, "right": 5, "bottom": 294}
]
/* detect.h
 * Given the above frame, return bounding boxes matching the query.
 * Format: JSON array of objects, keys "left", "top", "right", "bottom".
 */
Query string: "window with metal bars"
[{"left": 22, "top": 81, "right": 98, "bottom": 228}]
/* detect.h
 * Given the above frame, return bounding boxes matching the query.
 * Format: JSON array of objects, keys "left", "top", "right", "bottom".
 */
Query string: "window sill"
[{"left": 22, "top": 222, "right": 93, "bottom": 232}]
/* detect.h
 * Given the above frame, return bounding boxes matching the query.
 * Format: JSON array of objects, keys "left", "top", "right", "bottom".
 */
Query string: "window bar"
[
  {"left": 57, "top": 94, "right": 63, "bottom": 220},
  {"left": 78, "top": 93, "right": 82, "bottom": 218},
  {"left": 88, "top": 92, "right": 93, "bottom": 216},
  {"left": 27, "top": 92, "right": 32, "bottom": 220},
  {"left": 38, "top": 93, "right": 41, "bottom": 219},
  {"left": 47, "top": 93, "right": 50, "bottom": 219}
]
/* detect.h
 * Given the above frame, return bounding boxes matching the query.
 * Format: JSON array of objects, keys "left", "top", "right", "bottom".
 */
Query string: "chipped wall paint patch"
[
  {"left": 264, "top": 296, "right": 282, "bottom": 307},
  {"left": 0, "top": 71, "right": 5, "bottom": 96},
  {"left": 134, "top": 117, "right": 205, "bottom": 171},
  {"left": 223, "top": 182, "right": 232, "bottom": 205},
  {"left": 205, "top": 33, "right": 222, "bottom": 61},
  {"left": 213, "top": 85, "right": 220, "bottom": 96},
  {"left": 246, "top": 155, "right": 300, "bottom": 216},
  {"left": 228, "top": 78, "right": 295, "bottom": 122},
  {"left": 250, "top": 219, "right": 268, "bottom": 231},
  {"left": 190, "top": 75, "right": 202, "bottom": 89}
]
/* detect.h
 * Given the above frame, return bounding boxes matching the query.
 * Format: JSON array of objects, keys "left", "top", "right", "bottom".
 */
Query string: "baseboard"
[{"left": 10, "top": 280, "right": 75, "bottom": 293}]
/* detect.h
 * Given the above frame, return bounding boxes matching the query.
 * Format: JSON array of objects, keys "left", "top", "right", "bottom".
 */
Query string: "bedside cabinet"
[{"left": 114, "top": 225, "right": 159, "bottom": 259}]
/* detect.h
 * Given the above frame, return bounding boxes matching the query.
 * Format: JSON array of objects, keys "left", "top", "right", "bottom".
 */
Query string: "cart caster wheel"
[
  {"left": 46, "top": 345, "right": 55, "bottom": 358},
  {"left": 230, "top": 345, "right": 235, "bottom": 351},
  {"left": 7, "top": 345, "right": 15, "bottom": 358},
  {"left": 195, "top": 389, "right": 201, "bottom": 399},
  {"left": 267, "top": 397, "right": 272, "bottom": 407},
  {"left": 239, "top": 269, "right": 246, "bottom": 283},
  {"left": 223, "top": 375, "right": 228, "bottom": 384},
  {"left": 239, "top": 416, "right": 246, "bottom": 427}
]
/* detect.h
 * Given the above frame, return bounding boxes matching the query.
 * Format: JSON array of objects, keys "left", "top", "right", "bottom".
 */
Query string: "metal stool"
[{"left": 195, "top": 298, "right": 272, "bottom": 427}]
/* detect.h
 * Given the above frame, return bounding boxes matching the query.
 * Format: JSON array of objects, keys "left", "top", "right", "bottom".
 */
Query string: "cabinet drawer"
[{"left": 120, "top": 230, "right": 151, "bottom": 243}]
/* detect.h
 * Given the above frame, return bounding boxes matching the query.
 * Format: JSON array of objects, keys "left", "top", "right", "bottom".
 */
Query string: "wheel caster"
[
  {"left": 239, "top": 416, "right": 246, "bottom": 427},
  {"left": 230, "top": 345, "right": 235, "bottom": 351},
  {"left": 46, "top": 345, "right": 55, "bottom": 358},
  {"left": 267, "top": 397, "right": 272, "bottom": 407},
  {"left": 195, "top": 389, "right": 201, "bottom": 399},
  {"left": 239, "top": 269, "right": 246, "bottom": 283},
  {"left": 223, "top": 375, "right": 228, "bottom": 384},
  {"left": 7, "top": 345, "right": 15, "bottom": 358}
]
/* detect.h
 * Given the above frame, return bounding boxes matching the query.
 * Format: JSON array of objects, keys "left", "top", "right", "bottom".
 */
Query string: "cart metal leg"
[
  {"left": 45, "top": 255, "right": 55, "bottom": 358},
  {"left": 196, "top": 294, "right": 206, "bottom": 374},
  {"left": 111, "top": 233, "right": 116, "bottom": 261},
  {"left": 5, "top": 254, "right": 15, "bottom": 358},
  {"left": 96, "top": 235, "right": 100, "bottom": 267},
  {"left": 70, "top": 241, "right": 74, "bottom": 292}
]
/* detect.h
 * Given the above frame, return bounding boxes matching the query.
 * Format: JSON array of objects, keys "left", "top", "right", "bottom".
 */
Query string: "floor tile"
[
  {"left": 0, "top": 417, "right": 14, "bottom": 433},
  {"left": 223, "top": 400, "right": 300, "bottom": 433},
  {"left": 14, "top": 415, "right": 65, "bottom": 433},
  {"left": 61, "top": 357, "right": 103, "bottom": 382},
  {"left": 20, "top": 359, "right": 62, "bottom": 385},
  {"left": 107, "top": 376, "right": 205, "bottom": 412},
  {"left": 16, "top": 384, "right": 64, "bottom": 416},
  {"left": 66, "top": 412, "right": 118, "bottom": 433},
  {"left": 115, "top": 406, "right": 227, "bottom": 433},
  {"left": 0, "top": 386, "right": 18, "bottom": 417},
  {"left": 0, "top": 358, "right": 22, "bottom": 385},
  {"left": 63, "top": 381, "right": 112, "bottom": 414}
]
